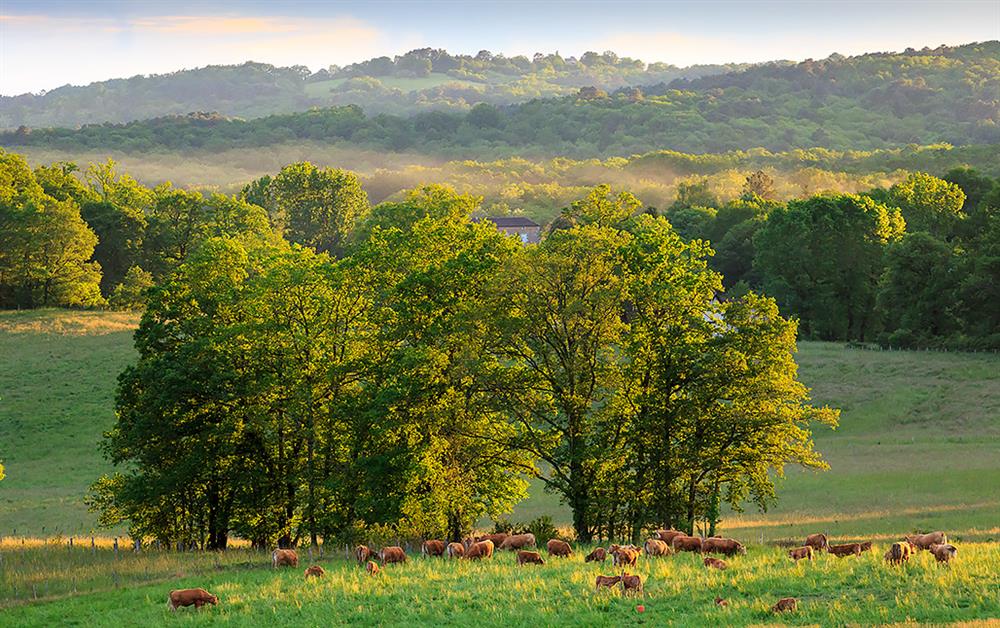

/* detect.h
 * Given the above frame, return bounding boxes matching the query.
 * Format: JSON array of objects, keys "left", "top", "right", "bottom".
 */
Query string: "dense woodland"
[
  {"left": 4, "top": 43, "right": 998, "bottom": 157},
  {"left": 0, "top": 50, "right": 750, "bottom": 128}
]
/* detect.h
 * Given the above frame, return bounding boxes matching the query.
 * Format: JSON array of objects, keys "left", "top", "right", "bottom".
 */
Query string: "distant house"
[{"left": 478, "top": 216, "right": 541, "bottom": 244}]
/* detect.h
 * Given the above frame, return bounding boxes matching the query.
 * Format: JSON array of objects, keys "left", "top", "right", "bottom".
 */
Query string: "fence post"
[
  {"left": 113, "top": 537, "right": 119, "bottom": 559},
  {"left": 91, "top": 537, "right": 96, "bottom": 554},
  {"left": 308, "top": 545, "right": 313, "bottom": 563},
  {"left": 69, "top": 537, "right": 73, "bottom": 549},
  {"left": 134, "top": 539, "right": 141, "bottom": 553}
]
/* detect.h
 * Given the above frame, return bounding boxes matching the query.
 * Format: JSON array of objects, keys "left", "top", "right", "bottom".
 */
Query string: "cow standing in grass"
[
  {"left": 906, "top": 532, "right": 948, "bottom": 550},
  {"left": 167, "top": 588, "right": 218, "bottom": 611},
  {"left": 272, "top": 549, "right": 298, "bottom": 568}
]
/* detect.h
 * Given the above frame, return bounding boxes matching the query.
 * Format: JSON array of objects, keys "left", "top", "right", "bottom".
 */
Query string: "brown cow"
[
  {"left": 379, "top": 546, "right": 407, "bottom": 564},
  {"left": 547, "top": 539, "right": 573, "bottom": 557},
  {"left": 446, "top": 542, "right": 465, "bottom": 559},
  {"left": 828, "top": 543, "right": 862, "bottom": 557},
  {"left": 788, "top": 546, "right": 814, "bottom": 562},
  {"left": 655, "top": 529, "right": 685, "bottom": 545},
  {"left": 906, "top": 532, "right": 948, "bottom": 550},
  {"left": 167, "top": 588, "right": 218, "bottom": 611},
  {"left": 929, "top": 543, "right": 957, "bottom": 564},
  {"left": 366, "top": 560, "right": 380, "bottom": 576},
  {"left": 499, "top": 533, "right": 537, "bottom": 551},
  {"left": 859, "top": 541, "right": 873, "bottom": 553},
  {"left": 672, "top": 535, "right": 703, "bottom": 553},
  {"left": 304, "top": 565, "right": 326, "bottom": 578},
  {"left": 772, "top": 598, "right": 798, "bottom": 613},
  {"left": 703, "top": 537, "right": 746, "bottom": 556},
  {"left": 476, "top": 533, "right": 509, "bottom": 548},
  {"left": 355, "top": 545, "right": 373, "bottom": 565},
  {"left": 585, "top": 547, "right": 608, "bottom": 563},
  {"left": 804, "top": 533, "right": 828, "bottom": 551},
  {"left": 595, "top": 574, "right": 622, "bottom": 592},
  {"left": 621, "top": 573, "right": 643, "bottom": 596},
  {"left": 517, "top": 550, "right": 545, "bottom": 566},
  {"left": 703, "top": 557, "right": 727, "bottom": 570},
  {"left": 643, "top": 538, "right": 673, "bottom": 557},
  {"left": 885, "top": 541, "right": 913, "bottom": 565},
  {"left": 421, "top": 540, "right": 446, "bottom": 557},
  {"left": 715, "top": 597, "right": 728, "bottom": 608},
  {"left": 612, "top": 547, "right": 640, "bottom": 567},
  {"left": 272, "top": 549, "right": 298, "bottom": 568},
  {"left": 465, "top": 540, "right": 495, "bottom": 560}
]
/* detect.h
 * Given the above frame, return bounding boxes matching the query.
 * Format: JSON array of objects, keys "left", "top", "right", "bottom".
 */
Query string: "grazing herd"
[{"left": 168, "top": 528, "right": 958, "bottom": 615}]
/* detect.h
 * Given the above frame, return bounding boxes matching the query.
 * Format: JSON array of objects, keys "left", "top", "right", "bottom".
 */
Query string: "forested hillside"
[
  {"left": 4, "top": 42, "right": 997, "bottom": 156},
  {"left": 0, "top": 50, "right": 748, "bottom": 129}
]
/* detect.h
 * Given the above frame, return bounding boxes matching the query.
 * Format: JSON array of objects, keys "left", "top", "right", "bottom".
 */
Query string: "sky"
[{"left": 1, "top": 0, "right": 998, "bottom": 95}]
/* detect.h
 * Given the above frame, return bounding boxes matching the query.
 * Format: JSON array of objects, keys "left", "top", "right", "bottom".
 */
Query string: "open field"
[
  {"left": 2, "top": 309, "right": 999, "bottom": 541},
  {"left": 2, "top": 540, "right": 998, "bottom": 626}
]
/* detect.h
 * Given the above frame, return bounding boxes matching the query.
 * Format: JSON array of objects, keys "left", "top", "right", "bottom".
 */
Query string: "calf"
[
  {"left": 366, "top": 560, "right": 380, "bottom": 576},
  {"left": 827, "top": 543, "right": 862, "bottom": 557},
  {"left": 517, "top": 550, "right": 545, "bottom": 566},
  {"left": 715, "top": 597, "right": 728, "bottom": 608},
  {"left": 672, "top": 535, "right": 703, "bottom": 553},
  {"left": 655, "top": 529, "right": 685, "bottom": 545},
  {"left": 643, "top": 538, "right": 672, "bottom": 557},
  {"left": 612, "top": 547, "right": 640, "bottom": 567},
  {"left": 595, "top": 574, "right": 622, "bottom": 592},
  {"left": 167, "top": 588, "right": 218, "bottom": 611},
  {"left": 703, "top": 537, "right": 745, "bottom": 557},
  {"left": 771, "top": 598, "right": 798, "bottom": 613},
  {"left": 355, "top": 545, "right": 373, "bottom": 565},
  {"left": 788, "top": 546, "right": 814, "bottom": 562},
  {"left": 465, "top": 540, "right": 495, "bottom": 560},
  {"left": 547, "top": 539, "right": 573, "bottom": 557},
  {"left": 446, "top": 542, "right": 465, "bottom": 559},
  {"left": 272, "top": 549, "right": 298, "bottom": 568},
  {"left": 885, "top": 541, "right": 912, "bottom": 565},
  {"left": 804, "top": 533, "right": 828, "bottom": 551},
  {"left": 929, "top": 543, "right": 958, "bottom": 564},
  {"left": 304, "top": 565, "right": 326, "bottom": 578},
  {"left": 500, "top": 533, "right": 536, "bottom": 551},
  {"left": 421, "top": 540, "right": 446, "bottom": 557},
  {"left": 379, "top": 546, "right": 407, "bottom": 564},
  {"left": 905, "top": 531, "right": 947, "bottom": 550},
  {"left": 621, "top": 573, "right": 643, "bottom": 596},
  {"left": 585, "top": 547, "right": 607, "bottom": 563},
  {"left": 703, "top": 556, "right": 727, "bottom": 570}
]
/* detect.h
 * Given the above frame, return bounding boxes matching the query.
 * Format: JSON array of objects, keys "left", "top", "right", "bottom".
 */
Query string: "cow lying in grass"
[
  {"left": 703, "top": 557, "right": 727, "bottom": 570},
  {"left": 167, "top": 588, "right": 218, "bottom": 611},
  {"left": 771, "top": 597, "right": 798, "bottom": 613},
  {"left": 304, "top": 565, "right": 325, "bottom": 578}
]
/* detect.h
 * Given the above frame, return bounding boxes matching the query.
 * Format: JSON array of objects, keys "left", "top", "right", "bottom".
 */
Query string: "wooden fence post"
[{"left": 113, "top": 537, "right": 119, "bottom": 559}]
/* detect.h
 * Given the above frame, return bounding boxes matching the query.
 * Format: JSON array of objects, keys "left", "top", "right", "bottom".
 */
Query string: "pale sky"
[{"left": 2, "top": 1, "right": 998, "bottom": 96}]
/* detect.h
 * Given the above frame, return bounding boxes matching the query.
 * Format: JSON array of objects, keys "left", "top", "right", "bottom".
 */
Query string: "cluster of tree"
[
  {"left": 665, "top": 169, "right": 1000, "bottom": 349},
  {"left": 4, "top": 43, "right": 997, "bottom": 157},
  {"left": 88, "top": 183, "right": 836, "bottom": 549},
  {"left": 0, "top": 51, "right": 748, "bottom": 128},
  {"left": 0, "top": 150, "right": 274, "bottom": 309}
]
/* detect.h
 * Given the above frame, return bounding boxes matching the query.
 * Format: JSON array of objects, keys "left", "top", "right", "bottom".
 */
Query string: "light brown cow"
[
  {"left": 595, "top": 574, "right": 622, "bottom": 592},
  {"left": 827, "top": 543, "right": 862, "bottom": 557},
  {"left": 703, "top": 537, "right": 745, "bottom": 556},
  {"left": 906, "top": 532, "right": 948, "bottom": 550},
  {"left": 771, "top": 598, "right": 798, "bottom": 613},
  {"left": 672, "top": 535, "right": 703, "bottom": 553},
  {"left": 804, "top": 533, "right": 828, "bottom": 551},
  {"left": 643, "top": 538, "right": 673, "bottom": 557},
  {"left": 517, "top": 550, "right": 545, "bottom": 565},
  {"left": 379, "top": 546, "right": 407, "bottom": 564},
  {"left": 366, "top": 560, "right": 380, "bottom": 576},
  {"left": 703, "top": 556, "right": 727, "bottom": 570},
  {"left": 929, "top": 543, "right": 957, "bottom": 564},
  {"left": 167, "top": 588, "right": 218, "bottom": 611},
  {"left": 547, "top": 539, "right": 573, "bottom": 557},
  {"left": 421, "top": 540, "right": 446, "bottom": 557},
  {"left": 788, "top": 546, "right": 814, "bottom": 562},
  {"left": 476, "top": 533, "right": 509, "bottom": 548},
  {"left": 355, "top": 545, "right": 373, "bottom": 565},
  {"left": 465, "top": 540, "right": 495, "bottom": 560},
  {"left": 304, "top": 565, "right": 326, "bottom": 578},
  {"left": 499, "top": 533, "right": 537, "bottom": 551},
  {"left": 715, "top": 597, "right": 728, "bottom": 608},
  {"left": 885, "top": 541, "right": 913, "bottom": 565},
  {"left": 612, "top": 547, "right": 640, "bottom": 567},
  {"left": 446, "top": 542, "right": 465, "bottom": 559},
  {"left": 272, "top": 549, "right": 298, "bottom": 568},
  {"left": 585, "top": 547, "right": 608, "bottom": 563},
  {"left": 655, "top": 529, "right": 685, "bottom": 545},
  {"left": 621, "top": 573, "right": 643, "bottom": 596}
]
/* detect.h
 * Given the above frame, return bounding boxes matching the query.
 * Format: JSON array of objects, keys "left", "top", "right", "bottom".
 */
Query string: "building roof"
[{"left": 482, "top": 216, "right": 540, "bottom": 228}]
